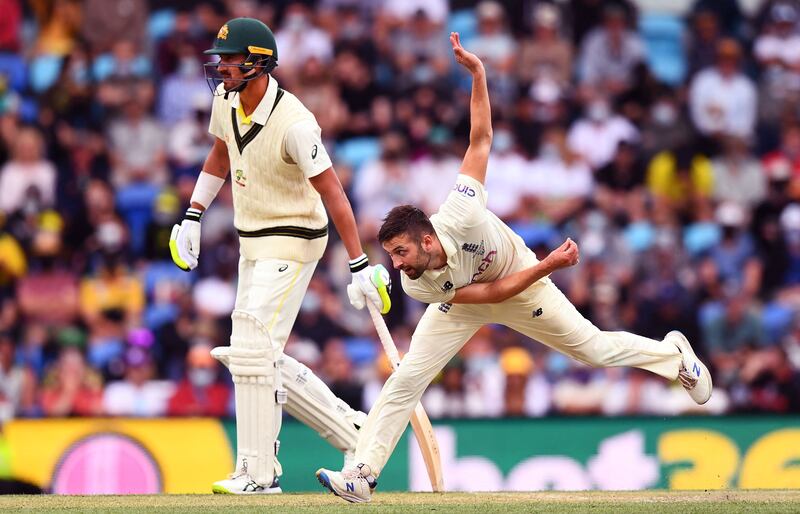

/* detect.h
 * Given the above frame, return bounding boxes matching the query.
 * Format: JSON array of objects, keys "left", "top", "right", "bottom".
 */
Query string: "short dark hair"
[{"left": 378, "top": 205, "right": 434, "bottom": 244}]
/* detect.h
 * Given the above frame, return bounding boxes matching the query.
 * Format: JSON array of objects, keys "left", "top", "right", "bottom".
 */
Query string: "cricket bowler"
[
  {"left": 315, "top": 32, "right": 712, "bottom": 503},
  {"left": 169, "top": 17, "right": 391, "bottom": 494}
]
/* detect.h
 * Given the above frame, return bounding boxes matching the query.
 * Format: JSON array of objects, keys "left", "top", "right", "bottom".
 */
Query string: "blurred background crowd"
[{"left": 1, "top": 0, "right": 800, "bottom": 426}]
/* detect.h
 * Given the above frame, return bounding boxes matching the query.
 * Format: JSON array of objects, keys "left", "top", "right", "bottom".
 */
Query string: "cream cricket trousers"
[
  {"left": 232, "top": 256, "right": 364, "bottom": 478},
  {"left": 355, "top": 279, "right": 683, "bottom": 475}
]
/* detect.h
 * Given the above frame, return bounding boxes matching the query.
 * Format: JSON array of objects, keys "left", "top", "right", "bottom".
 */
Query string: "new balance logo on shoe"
[
  {"left": 346, "top": 482, "right": 355, "bottom": 493},
  {"left": 693, "top": 362, "right": 701, "bottom": 377}
]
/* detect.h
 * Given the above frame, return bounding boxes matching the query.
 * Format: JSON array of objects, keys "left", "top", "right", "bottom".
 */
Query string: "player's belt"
[{"left": 237, "top": 224, "right": 328, "bottom": 240}]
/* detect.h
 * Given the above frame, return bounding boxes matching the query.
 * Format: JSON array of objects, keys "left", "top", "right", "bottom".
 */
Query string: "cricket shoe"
[
  {"left": 666, "top": 330, "right": 712, "bottom": 405},
  {"left": 211, "top": 473, "right": 282, "bottom": 495},
  {"left": 316, "top": 464, "right": 376, "bottom": 503}
]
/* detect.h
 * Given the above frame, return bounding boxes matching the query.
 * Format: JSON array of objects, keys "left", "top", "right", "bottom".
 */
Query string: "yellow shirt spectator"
[
  {"left": 0, "top": 232, "right": 27, "bottom": 287},
  {"left": 79, "top": 265, "right": 144, "bottom": 324},
  {"left": 646, "top": 150, "right": 714, "bottom": 203}
]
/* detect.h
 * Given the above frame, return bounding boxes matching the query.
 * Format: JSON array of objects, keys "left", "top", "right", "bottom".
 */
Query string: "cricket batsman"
[
  {"left": 315, "top": 32, "right": 712, "bottom": 503},
  {"left": 169, "top": 17, "right": 391, "bottom": 494}
]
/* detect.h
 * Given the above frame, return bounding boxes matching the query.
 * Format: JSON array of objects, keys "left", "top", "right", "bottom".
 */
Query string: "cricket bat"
[{"left": 366, "top": 302, "right": 445, "bottom": 492}]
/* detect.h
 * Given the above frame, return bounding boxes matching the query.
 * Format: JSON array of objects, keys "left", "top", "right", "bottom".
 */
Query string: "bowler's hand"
[
  {"left": 450, "top": 32, "right": 484, "bottom": 75},
  {"left": 543, "top": 238, "right": 580, "bottom": 272}
]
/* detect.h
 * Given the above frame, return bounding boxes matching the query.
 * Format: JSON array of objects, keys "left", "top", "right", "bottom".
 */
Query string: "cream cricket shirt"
[
  {"left": 209, "top": 77, "right": 333, "bottom": 262},
  {"left": 401, "top": 174, "right": 548, "bottom": 304}
]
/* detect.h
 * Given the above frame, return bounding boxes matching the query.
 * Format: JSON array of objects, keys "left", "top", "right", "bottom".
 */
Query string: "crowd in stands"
[{"left": 2, "top": 0, "right": 800, "bottom": 424}]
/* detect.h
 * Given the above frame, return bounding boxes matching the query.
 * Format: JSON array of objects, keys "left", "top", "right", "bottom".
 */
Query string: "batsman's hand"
[
  {"left": 169, "top": 208, "right": 202, "bottom": 271},
  {"left": 348, "top": 263, "right": 392, "bottom": 315},
  {"left": 543, "top": 238, "right": 580, "bottom": 272},
  {"left": 450, "top": 32, "right": 484, "bottom": 75}
]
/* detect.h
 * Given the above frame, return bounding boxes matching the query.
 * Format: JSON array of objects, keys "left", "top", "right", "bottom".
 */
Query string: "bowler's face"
[{"left": 382, "top": 233, "right": 428, "bottom": 280}]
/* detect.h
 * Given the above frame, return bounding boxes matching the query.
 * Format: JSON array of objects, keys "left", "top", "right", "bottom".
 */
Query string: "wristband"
[
  {"left": 190, "top": 171, "right": 225, "bottom": 209},
  {"left": 349, "top": 253, "right": 369, "bottom": 273},
  {"left": 184, "top": 207, "right": 203, "bottom": 222}
]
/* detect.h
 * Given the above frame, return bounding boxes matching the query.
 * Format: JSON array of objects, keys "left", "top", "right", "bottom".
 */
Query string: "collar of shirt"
[
  {"left": 230, "top": 75, "right": 279, "bottom": 126},
  {"left": 424, "top": 221, "right": 459, "bottom": 280}
]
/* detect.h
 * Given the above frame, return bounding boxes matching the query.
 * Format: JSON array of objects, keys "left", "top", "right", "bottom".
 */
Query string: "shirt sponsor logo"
[
  {"left": 453, "top": 183, "right": 476, "bottom": 197},
  {"left": 471, "top": 250, "right": 497, "bottom": 283}
]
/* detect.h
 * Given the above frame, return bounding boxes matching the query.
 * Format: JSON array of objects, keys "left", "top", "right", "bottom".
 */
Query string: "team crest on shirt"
[
  {"left": 462, "top": 241, "right": 485, "bottom": 255},
  {"left": 235, "top": 168, "right": 247, "bottom": 187}
]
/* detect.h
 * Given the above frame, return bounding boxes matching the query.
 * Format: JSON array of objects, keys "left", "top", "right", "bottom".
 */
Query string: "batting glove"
[
  {"left": 169, "top": 207, "right": 202, "bottom": 271},
  {"left": 347, "top": 255, "right": 391, "bottom": 314}
]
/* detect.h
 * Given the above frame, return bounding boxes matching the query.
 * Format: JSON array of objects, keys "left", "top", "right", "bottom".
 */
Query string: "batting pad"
[
  {"left": 282, "top": 355, "right": 362, "bottom": 453},
  {"left": 211, "top": 310, "right": 283, "bottom": 487}
]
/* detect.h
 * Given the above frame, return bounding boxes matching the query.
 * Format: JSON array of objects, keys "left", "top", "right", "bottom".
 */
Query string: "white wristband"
[{"left": 190, "top": 171, "right": 225, "bottom": 209}]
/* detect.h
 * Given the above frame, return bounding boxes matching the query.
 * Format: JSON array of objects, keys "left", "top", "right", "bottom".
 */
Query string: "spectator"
[
  {"left": 470, "top": 1, "right": 517, "bottom": 101},
  {"left": 0, "top": 0, "right": 22, "bottom": 53},
  {"left": 0, "top": 127, "right": 57, "bottom": 215},
  {"left": 689, "top": 38, "right": 757, "bottom": 145},
  {"left": 0, "top": 332, "right": 35, "bottom": 422},
  {"left": 527, "top": 126, "right": 594, "bottom": 224},
  {"left": 646, "top": 144, "right": 713, "bottom": 214},
  {"left": 354, "top": 132, "right": 414, "bottom": 233},
  {"left": 687, "top": 9, "right": 723, "bottom": 77},
  {"left": 274, "top": 2, "right": 334, "bottom": 76},
  {"left": 167, "top": 344, "right": 230, "bottom": 417},
  {"left": 711, "top": 137, "right": 767, "bottom": 208},
  {"left": 320, "top": 339, "right": 363, "bottom": 412},
  {"left": 409, "top": 127, "right": 462, "bottom": 215},
  {"left": 484, "top": 125, "right": 530, "bottom": 221},
  {"left": 107, "top": 99, "right": 167, "bottom": 187},
  {"left": 517, "top": 3, "right": 573, "bottom": 91},
  {"left": 103, "top": 346, "right": 173, "bottom": 417},
  {"left": 40, "top": 345, "right": 104, "bottom": 417},
  {"left": 16, "top": 211, "right": 79, "bottom": 325},
  {"left": 595, "top": 141, "right": 647, "bottom": 224},
  {"left": 82, "top": 0, "right": 147, "bottom": 54},
  {"left": 577, "top": 5, "right": 644, "bottom": 98},
  {"left": 567, "top": 96, "right": 639, "bottom": 170}
]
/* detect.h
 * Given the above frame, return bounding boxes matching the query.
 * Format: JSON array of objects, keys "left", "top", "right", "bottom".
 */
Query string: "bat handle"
[{"left": 366, "top": 301, "right": 402, "bottom": 370}]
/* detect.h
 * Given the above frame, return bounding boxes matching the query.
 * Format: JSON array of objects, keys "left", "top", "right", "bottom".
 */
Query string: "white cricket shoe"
[
  {"left": 211, "top": 473, "right": 281, "bottom": 495},
  {"left": 316, "top": 465, "right": 376, "bottom": 503},
  {"left": 667, "top": 330, "right": 712, "bottom": 404}
]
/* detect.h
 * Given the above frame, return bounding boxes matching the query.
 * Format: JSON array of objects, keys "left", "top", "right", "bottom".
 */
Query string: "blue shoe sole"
[{"left": 316, "top": 470, "right": 338, "bottom": 497}]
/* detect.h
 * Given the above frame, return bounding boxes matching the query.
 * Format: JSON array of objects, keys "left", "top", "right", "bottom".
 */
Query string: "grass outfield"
[{"left": 2, "top": 490, "right": 800, "bottom": 513}]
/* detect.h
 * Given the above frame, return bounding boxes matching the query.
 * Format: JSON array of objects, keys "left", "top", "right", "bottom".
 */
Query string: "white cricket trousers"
[{"left": 355, "top": 279, "right": 683, "bottom": 475}]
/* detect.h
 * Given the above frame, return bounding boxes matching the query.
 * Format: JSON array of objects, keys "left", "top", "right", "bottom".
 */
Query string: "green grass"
[{"left": 1, "top": 491, "right": 799, "bottom": 513}]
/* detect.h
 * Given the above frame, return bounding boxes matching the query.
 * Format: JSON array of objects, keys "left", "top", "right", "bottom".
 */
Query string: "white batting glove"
[
  {"left": 347, "top": 255, "right": 391, "bottom": 314},
  {"left": 169, "top": 208, "right": 202, "bottom": 271}
]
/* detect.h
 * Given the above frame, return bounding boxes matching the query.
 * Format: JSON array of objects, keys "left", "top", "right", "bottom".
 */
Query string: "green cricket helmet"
[{"left": 203, "top": 17, "right": 278, "bottom": 95}]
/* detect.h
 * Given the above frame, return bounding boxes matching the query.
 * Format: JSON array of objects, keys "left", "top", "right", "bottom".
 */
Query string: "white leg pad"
[
  {"left": 281, "top": 354, "right": 362, "bottom": 453},
  {"left": 212, "top": 310, "right": 282, "bottom": 487}
]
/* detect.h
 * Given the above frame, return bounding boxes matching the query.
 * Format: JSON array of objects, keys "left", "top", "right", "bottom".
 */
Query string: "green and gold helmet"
[{"left": 203, "top": 18, "right": 278, "bottom": 95}]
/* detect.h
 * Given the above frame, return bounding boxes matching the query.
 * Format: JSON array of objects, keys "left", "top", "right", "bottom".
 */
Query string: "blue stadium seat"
[
  {"left": 148, "top": 9, "right": 176, "bottom": 42},
  {"left": 335, "top": 137, "right": 381, "bottom": 173},
  {"left": 115, "top": 183, "right": 159, "bottom": 256},
  {"left": 638, "top": 14, "right": 686, "bottom": 86},
  {"left": 29, "top": 54, "right": 62, "bottom": 93},
  {"left": 343, "top": 337, "right": 378, "bottom": 367},
  {"left": 447, "top": 9, "right": 478, "bottom": 42},
  {"left": 0, "top": 53, "right": 27, "bottom": 92}
]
